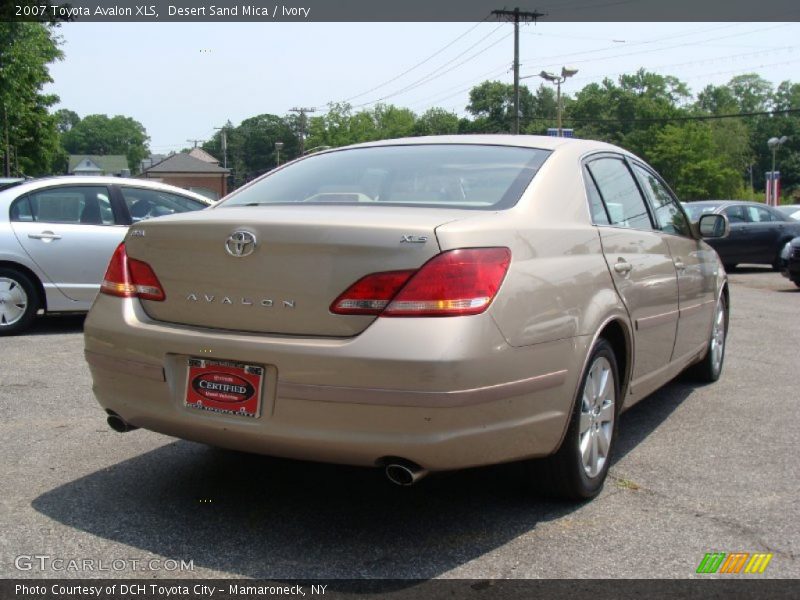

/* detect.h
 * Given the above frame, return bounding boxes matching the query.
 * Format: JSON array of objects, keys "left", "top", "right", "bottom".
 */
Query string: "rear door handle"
[
  {"left": 674, "top": 258, "right": 686, "bottom": 271},
  {"left": 613, "top": 260, "right": 632, "bottom": 274},
  {"left": 28, "top": 231, "right": 62, "bottom": 241}
]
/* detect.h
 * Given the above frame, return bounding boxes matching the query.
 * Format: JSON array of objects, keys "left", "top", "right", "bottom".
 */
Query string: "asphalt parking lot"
[{"left": 1, "top": 266, "right": 798, "bottom": 580}]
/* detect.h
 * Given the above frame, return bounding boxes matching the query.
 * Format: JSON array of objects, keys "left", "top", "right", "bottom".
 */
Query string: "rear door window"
[
  {"left": 586, "top": 157, "right": 653, "bottom": 230},
  {"left": 723, "top": 205, "right": 747, "bottom": 223},
  {"left": 120, "top": 187, "right": 207, "bottom": 222},
  {"left": 10, "top": 186, "right": 115, "bottom": 225},
  {"left": 745, "top": 206, "right": 776, "bottom": 223},
  {"left": 632, "top": 163, "right": 691, "bottom": 237}
]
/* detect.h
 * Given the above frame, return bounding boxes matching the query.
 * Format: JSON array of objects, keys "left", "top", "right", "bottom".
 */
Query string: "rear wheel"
[
  {"left": 0, "top": 268, "right": 39, "bottom": 336},
  {"left": 529, "top": 338, "right": 619, "bottom": 501},
  {"left": 688, "top": 293, "right": 728, "bottom": 383}
]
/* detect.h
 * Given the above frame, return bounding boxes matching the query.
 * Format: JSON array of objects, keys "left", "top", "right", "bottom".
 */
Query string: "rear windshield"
[{"left": 219, "top": 144, "right": 551, "bottom": 210}]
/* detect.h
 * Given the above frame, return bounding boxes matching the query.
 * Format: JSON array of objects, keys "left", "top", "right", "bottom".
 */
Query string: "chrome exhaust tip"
[
  {"left": 106, "top": 412, "right": 138, "bottom": 433},
  {"left": 384, "top": 461, "right": 428, "bottom": 486}
]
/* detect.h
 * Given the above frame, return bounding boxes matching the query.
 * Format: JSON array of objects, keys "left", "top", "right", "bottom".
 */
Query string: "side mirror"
[{"left": 698, "top": 214, "right": 729, "bottom": 239}]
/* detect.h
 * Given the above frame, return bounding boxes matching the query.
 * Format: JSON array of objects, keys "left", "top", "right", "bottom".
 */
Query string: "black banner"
[
  {"left": 3, "top": 579, "right": 799, "bottom": 600},
  {"left": 3, "top": 0, "right": 800, "bottom": 22}
]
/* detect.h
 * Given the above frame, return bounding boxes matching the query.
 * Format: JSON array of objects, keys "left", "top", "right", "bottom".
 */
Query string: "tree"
[
  {"left": 696, "top": 84, "right": 738, "bottom": 115},
  {"left": 61, "top": 114, "right": 150, "bottom": 173},
  {"left": 522, "top": 84, "right": 559, "bottom": 134},
  {"left": 466, "top": 81, "right": 535, "bottom": 133},
  {"left": 727, "top": 74, "right": 773, "bottom": 113},
  {"left": 54, "top": 108, "right": 80, "bottom": 133},
  {"left": 372, "top": 104, "right": 416, "bottom": 139},
  {"left": 0, "top": 22, "right": 63, "bottom": 175},
  {"left": 649, "top": 123, "right": 741, "bottom": 200},
  {"left": 414, "top": 108, "right": 460, "bottom": 136}
]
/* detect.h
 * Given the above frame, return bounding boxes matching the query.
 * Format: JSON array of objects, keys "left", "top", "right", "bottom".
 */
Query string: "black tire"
[
  {"left": 528, "top": 338, "right": 620, "bottom": 501},
  {"left": 687, "top": 293, "right": 728, "bottom": 383},
  {"left": 794, "top": 280, "right": 800, "bottom": 289},
  {"left": 0, "top": 267, "right": 40, "bottom": 336}
]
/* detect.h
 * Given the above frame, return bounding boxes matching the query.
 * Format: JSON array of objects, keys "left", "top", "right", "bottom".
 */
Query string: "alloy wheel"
[
  {"left": 710, "top": 297, "right": 726, "bottom": 375},
  {"left": 579, "top": 356, "right": 616, "bottom": 478}
]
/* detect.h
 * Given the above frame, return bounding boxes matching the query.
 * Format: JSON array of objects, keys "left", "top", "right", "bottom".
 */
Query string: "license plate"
[{"left": 185, "top": 359, "right": 264, "bottom": 418}]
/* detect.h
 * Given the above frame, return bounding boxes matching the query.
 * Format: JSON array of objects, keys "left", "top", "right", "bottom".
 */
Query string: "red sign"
[{"left": 185, "top": 360, "right": 263, "bottom": 418}]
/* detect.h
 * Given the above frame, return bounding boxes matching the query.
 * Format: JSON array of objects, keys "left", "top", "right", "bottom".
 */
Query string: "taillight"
[
  {"left": 330, "top": 270, "right": 415, "bottom": 315},
  {"left": 330, "top": 248, "right": 511, "bottom": 318},
  {"left": 100, "top": 243, "right": 166, "bottom": 301}
]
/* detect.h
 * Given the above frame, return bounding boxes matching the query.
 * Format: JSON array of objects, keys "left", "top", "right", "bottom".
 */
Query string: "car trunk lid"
[{"left": 123, "top": 205, "right": 468, "bottom": 336}]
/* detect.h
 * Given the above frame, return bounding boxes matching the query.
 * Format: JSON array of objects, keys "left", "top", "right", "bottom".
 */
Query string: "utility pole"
[
  {"left": 290, "top": 106, "right": 316, "bottom": 155},
  {"left": 3, "top": 105, "right": 9, "bottom": 177},
  {"left": 493, "top": 7, "right": 545, "bottom": 135},
  {"left": 214, "top": 126, "right": 228, "bottom": 169},
  {"left": 186, "top": 139, "right": 203, "bottom": 148}
]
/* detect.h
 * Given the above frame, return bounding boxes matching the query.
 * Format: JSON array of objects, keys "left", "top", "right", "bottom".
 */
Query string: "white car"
[{"left": 0, "top": 176, "right": 211, "bottom": 334}]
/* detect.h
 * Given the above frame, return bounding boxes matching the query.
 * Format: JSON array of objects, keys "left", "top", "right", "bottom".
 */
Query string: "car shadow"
[
  {"left": 32, "top": 378, "right": 700, "bottom": 581},
  {"left": 613, "top": 376, "right": 697, "bottom": 464},
  {"left": 728, "top": 265, "right": 773, "bottom": 274},
  {"left": 25, "top": 314, "right": 86, "bottom": 335}
]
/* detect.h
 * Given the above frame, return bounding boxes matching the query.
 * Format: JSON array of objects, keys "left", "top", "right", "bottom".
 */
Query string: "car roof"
[
  {"left": 321, "top": 134, "right": 633, "bottom": 156},
  {"left": 685, "top": 200, "right": 778, "bottom": 208},
  {"left": 0, "top": 176, "right": 212, "bottom": 205}
]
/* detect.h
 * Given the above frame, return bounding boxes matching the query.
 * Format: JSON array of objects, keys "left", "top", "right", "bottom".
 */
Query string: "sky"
[{"left": 44, "top": 21, "right": 800, "bottom": 153}]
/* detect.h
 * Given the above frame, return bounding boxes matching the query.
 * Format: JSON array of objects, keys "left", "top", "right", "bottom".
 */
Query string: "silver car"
[
  {"left": 0, "top": 176, "right": 211, "bottom": 334},
  {"left": 84, "top": 136, "right": 729, "bottom": 500}
]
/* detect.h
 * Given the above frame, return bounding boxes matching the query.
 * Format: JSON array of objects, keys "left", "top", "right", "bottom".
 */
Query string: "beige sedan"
[{"left": 84, "top": 136, "right": 729, "bottom": 500}]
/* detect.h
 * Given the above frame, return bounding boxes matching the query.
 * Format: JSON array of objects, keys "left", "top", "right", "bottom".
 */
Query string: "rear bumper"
[{"left": 84, "top": 295, "right": 583, "bottom": 470}]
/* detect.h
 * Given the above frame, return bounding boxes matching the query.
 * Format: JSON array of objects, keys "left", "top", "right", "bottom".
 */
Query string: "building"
[
  {"left": 68, "top": 155, "right": 130, "bottom": 177},
  {"left": 139, "top": 152, "right": 230, "bottom": 200}
]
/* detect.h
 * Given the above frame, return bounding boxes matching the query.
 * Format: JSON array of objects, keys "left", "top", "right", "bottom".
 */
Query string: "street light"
[
  {"left": 767, "top": 136, "right": 788, "bottom": 205},
  {"left": 274, "top": 141, "right": 284, "bottom": 167},
  {"left": 538, "top": 66, "right": 578, "bottom": 137}
]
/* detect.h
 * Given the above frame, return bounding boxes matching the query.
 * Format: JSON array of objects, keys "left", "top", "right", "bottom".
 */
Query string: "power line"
[
  {"left": 530, "top": 23, "right": 795, "bottom": 71},
  {"left": 333, "top": 16, "right": 492, "bottom": 105},
  {"left": 350, "top": 25, "right": 511, "bottom": 109},
  {"left": 407, "top": 63, "right": 511, "bottom": 108},
  {"left": 520, "top": 22, "right": 758, "bottom": 66}
]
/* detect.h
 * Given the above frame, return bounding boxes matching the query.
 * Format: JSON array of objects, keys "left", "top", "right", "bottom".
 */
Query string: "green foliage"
[
  {"left": 61, "top": 114, "right": 150, "bottom": 174},
  {"left": 188, "top": 69, "right": 799, "bottom": 199},
  {"left": 466, "top": 80, "right": 536, "bottom": 133},
  {"left": 54, "top": 108, "right": 80, "bottom": 133},
  {"left": 0, "top": 22, "right": 64, "bottom": 176},
  {"left": 203, "top": 115, "right": 298, "bottom": 187},
  {"left": 414, "top": 108, "right": 459, "bottom": 136},
  {"left": 648, "top": 123, "right": 741, "bottom": 199}
]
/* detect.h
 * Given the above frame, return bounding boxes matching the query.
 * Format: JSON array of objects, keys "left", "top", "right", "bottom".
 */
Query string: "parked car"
[
  {"left": 0, "top": 177, "right": 26, "bottom": 192},
  {"left": 0, "top": 176, "right": 211, "bottom": 334},
  {"left": 682, "top": 200, "right": 800, "bottom": 270},
  {"left": 779, "top": 236, "right": 800, "bottom": 287},
  {"left": 84, "top": 136, "right": 729, "bottom": 500},
  {"left": 775, "top": 204, "right": 800, "bottom": 221}
]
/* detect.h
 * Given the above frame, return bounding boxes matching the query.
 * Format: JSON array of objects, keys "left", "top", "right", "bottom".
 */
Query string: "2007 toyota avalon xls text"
[{"left": 84, "top": 136, "right": 730, "bottom": 500}]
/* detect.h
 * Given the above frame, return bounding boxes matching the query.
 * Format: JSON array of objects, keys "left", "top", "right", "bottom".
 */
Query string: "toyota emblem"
[{"left": 225, "top": 231, "right": 257, "bottom": 257}]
